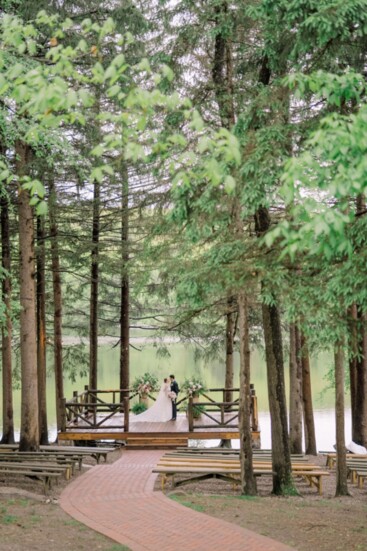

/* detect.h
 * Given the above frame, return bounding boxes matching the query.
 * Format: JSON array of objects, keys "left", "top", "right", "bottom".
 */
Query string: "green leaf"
[
  {"left": 36, "top": 201, "right": 48, "bottom": 216},
  {"left": 224, "top": 175, "right": 236, "bottom": 193},
  {"left": 91, "top": 167, "right": 104, "bottom": 183},
  {"left": 107, "top": 84, "right": 120, "bottom": 97}
]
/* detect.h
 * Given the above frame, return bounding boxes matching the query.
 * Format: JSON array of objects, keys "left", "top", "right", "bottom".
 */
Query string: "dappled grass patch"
[
  {"left": 169, "top": 493, "right": 205, "bottom": 512},
  {"left": 235, "top": 494, "right": 259, "bottom": 502},
  {"left": 1, "top": 512, "right": 18, "bottom": 524},
  {"left": 105, "top": 545, "right": 132, "bottom": 551}
]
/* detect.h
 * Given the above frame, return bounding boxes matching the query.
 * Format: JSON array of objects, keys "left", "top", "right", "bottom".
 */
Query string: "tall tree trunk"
[
  {"left": 262, "top": 301, "right": 294, "bottom": 494},
  {"left": 48, "top": 177, "right": 64, "bottom": 432},
  {"left": 219, "top": 298, "right": 236, "bottom": 448},
  {"left": 120, "top": 166, "right": 129, "bottom": 397},
  {"left": 238, "top": 292, "right": 257, "bottom": 495},
  {"left": 334, "top": 343, "right": 350, "bottom": 496},
  {"left": 89, "top": 178, "right": 100, "bottom": 392},
  {"left": 17, "top": 141, "right": 39, "bottom": 451},
  {"left": 36, "top": 216, "right": 48, "bottom": 445},
  {"left": 354, "top": 310, "right": 367, "bottom": 446},
  {"left": 300, "top": 333, "right": 317, "bottom": 455},
  {"left": 212, "top": 1, "right": 235, "bottom": 129},
  {"left": 289, "top": 323, "right": 303, "bottom": 454},
  {"left": 0, "top": 193, "right": 14, "bottom": 444},
  {"left": 255, "top": 206, "right": 294, "bottom": 494},
  {"left": 349, "top": 304, "right": 358, "bottom": 442},
  {"left": 224, "top": 298, "right": 236, "bottom": 404},
  {"left": 351, "top": 194, "right": 367, "bottom": 446},
  {"left": 212, "top": 0, "right": 236, "bottom": 450}
]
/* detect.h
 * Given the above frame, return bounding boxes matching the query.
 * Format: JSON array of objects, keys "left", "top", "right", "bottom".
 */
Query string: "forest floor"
[{"left": 0, "top": 449, "right": 366, "bottom": 551}]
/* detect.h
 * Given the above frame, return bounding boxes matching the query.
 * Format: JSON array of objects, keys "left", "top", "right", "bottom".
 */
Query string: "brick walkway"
[{"left": 60, "top": 450, "right": 294, "bottom": 551}]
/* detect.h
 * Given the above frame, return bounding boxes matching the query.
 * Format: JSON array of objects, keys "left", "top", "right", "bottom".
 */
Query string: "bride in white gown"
[{"left": 134, "top": 378, "right": 173, "bottom": 422}]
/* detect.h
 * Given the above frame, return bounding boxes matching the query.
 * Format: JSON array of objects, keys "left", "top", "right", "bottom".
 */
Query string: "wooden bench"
[
  {"left": 0, "top": 460, "right": 72, "bottom": 480},
  {"left": 356, "top": 470, "right": 367, "bottom": 488},
  {"left": 323, "top": 452, "right": 367, "bottom": 469},
  {"left": 346, "top": 460, "right": 367, "bottom": 484},
  {"left": 0, "top": 444, "right": 114, "bottom": 465},
  {"left": 154, "top": 455, "right": 329, "bottom": 494},
  {"left": 292, "top": 470, "right": 330, "bottom": 495},
  {"left": 41, "top": 445, "right": 114, "bottom": 464},
  {"left": 157, "top": 457, "right": 316, "bottom": 470},
  {"left": 175, "top": 448, "right": 306, "bottom": 458},
  {"left": 0, "top": 468, "right": 61, "bottom": 494},
  {"left": 0, "top": 452, "right": 80, "bottom": 472},
  {"left": 160, "top": 454, "right": 310, "bottom": 464},
  {"left": 152, "top": 465, "right": 273, "bottom": 490}
]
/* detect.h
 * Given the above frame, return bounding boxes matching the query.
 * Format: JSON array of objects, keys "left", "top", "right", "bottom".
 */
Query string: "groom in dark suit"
[{"left": 170, "top": 374, "right": 179, "bottom": 420}]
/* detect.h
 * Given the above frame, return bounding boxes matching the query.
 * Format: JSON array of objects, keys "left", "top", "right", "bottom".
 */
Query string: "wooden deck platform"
[
  {"left": 58, "top": 413, "right": 260, "bottom": 447},
  {"left": 60, "top": 387, "right": 260, "bottom": 448}
]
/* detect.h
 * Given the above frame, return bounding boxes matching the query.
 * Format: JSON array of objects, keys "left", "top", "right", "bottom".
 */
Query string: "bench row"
[{"left": 153, "top": 452, "right": 330, "bottom": 495}]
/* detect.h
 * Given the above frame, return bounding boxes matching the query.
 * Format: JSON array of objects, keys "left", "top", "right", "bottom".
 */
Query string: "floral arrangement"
[
  {"left": 181, "top": 376, "right": 206, "bottom": 397},
  {"left": 131, "top": 372, "right": 159, "bottom": 396}
]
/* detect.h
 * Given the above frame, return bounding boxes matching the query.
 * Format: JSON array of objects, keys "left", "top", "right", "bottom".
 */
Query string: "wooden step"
[{"left": 125, "top": 436, "right": 188, "bottom": 449}]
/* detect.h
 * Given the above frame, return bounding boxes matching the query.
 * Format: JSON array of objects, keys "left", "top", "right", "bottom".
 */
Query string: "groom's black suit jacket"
[
  {"left": 170, "top": 380, "right": 179, "bottom": 396},
  {"left": 170, "top": 380, "right": 179, "bottom": 419}
]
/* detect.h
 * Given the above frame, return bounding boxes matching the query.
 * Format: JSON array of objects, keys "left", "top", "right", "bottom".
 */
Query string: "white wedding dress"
[{"left": 134, "top": 382, "right": 173, "bottom": 422}]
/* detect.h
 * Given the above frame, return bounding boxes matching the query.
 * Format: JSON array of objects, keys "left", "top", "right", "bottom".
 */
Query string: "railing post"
[
  {"left": 72, "top": 390, "right": 78, "bottom": 418},
  {"left": 188, "top": 396, "right": 194, "bottom": 432},
  {"left": 84, "top": 384, "right": 89, "bottom": 413},
  {"left": 61, "top": 398, "right": 66, "bottom": 432},
  {"left": 123, "top": 397, "right": 129, "bottom": 432},
  {"left": 250, "top": 384, "right": 258, "bottom": 431},
  {"left": 221, "top": 404, "right": 225, "bottom": 425}
]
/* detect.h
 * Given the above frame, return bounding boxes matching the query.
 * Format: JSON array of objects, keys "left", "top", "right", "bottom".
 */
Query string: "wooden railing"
[
  {"left": 61, "top": 386, "right": 131, "bottom": 432},
  {"left": 61, "top": 384, "right": 259, "bottom": 435},
  {"left": 185, "top": 386, "right": 258, "bottom": 433}
]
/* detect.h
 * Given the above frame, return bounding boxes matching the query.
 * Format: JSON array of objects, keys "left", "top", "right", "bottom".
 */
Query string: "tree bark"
[
  {"left": 334, "top": 344, "right": 350, "bottom": 496},
  {"left": 255, "top": 207, "right": 294, "bottom": 494},
  {"left": 224, "top": 298, "right": 236, "bottom": 405},
  {"left": 212, "top": 0, "right": 236, "bottom": 450},
  {"left": 36, "top": 216, "right": 49, "bottom": 445},
  {"left": 262, "top": 301, "right": 294, "bottom": 494},
  {"left": 349, "top": 304, "right": 358, "bottom": 442},
  {"left": 219, "top": 298, "right": 236, "bottom": 449},
  {"left": 48, "top": 177, "right": 64, "bottom": 432},
  {"left": 238, "top": 292, "right": 257, "bottom": 495},
  {"left": 212, "top": 0, "right": 235, "bottom": 129},
  {"left": 120, "top": 165, "right": 129, "bottom": 398},
  {"left": 350, "top": 194, "right": 367, "bottom": 446},
  {"left": 352, "top": 307, "right": 367, "bottom": 446},
  {"left": 89, "top": 177, "right": 100, "bottom": 393},
  {"left": 0, "top": 193, "right": 14, "bottom": 444},
  {"left": 289, "top": 323, "right": 303, "bottom": 454},
  {"left": 17, "top": 141, "right": 39, "bottom": 451},
  {"left": 300, "top": 333, "right": 317, "bottom": 455}
]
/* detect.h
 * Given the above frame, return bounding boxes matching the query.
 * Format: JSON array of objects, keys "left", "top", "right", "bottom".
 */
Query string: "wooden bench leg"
[
  {"left": 357, "top": 474, "right": 367, "bottom": 489},
  {"left": 44, "top": 476, "right": 51, "bottom": 495},
  {"left": 318, "top": 476, "right": 322, "bottom": 496},
  {"left": 161, "top": 474, "right": 167, "bottom": 491}
]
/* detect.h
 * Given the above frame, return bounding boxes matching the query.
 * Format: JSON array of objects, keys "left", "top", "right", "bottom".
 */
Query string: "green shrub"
[
  {"left": 192, "top": 404, "right": 206, "bottom": 419},
  {"left": 132, "top": 402, "right": 148, "bottom": 415}
]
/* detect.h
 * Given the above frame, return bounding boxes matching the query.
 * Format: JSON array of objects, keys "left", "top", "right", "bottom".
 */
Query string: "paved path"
[{"left": 60, "top": 450, "right": 294, "bottom": 551}]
